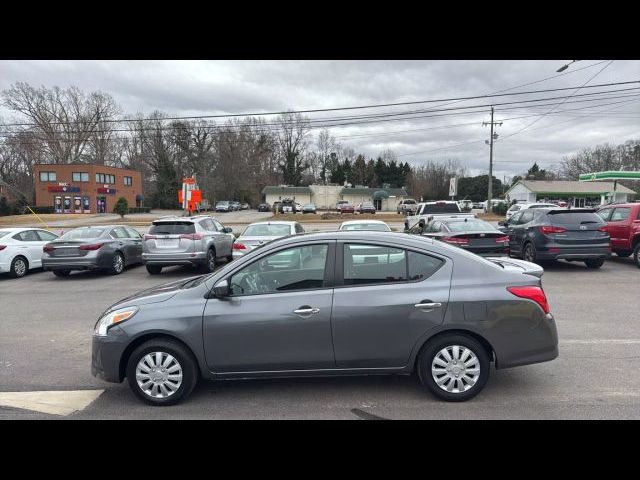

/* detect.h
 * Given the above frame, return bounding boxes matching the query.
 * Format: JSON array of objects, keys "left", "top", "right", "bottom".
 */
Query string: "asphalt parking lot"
[{"left": 1, "top": 227, "right": 639, "bottom": 419}]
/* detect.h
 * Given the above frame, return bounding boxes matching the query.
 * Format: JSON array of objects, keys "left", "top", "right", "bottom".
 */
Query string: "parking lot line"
[
  {"left": 560, "top": 339, "right": 640, "bottom": 345},
  {"left": 0, "top": 390, "right": 104, "bottom": 416}
]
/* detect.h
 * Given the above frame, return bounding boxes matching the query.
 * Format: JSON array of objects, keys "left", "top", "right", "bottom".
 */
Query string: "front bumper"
[
  {"left": 142, "top": 251, "right": 207, "bottom": 267},
  {"left": 91, "top": 326, "right": 129, "bottom": 383}
]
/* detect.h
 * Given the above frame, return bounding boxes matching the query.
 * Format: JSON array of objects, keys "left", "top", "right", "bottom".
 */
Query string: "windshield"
[
  {"left": 60, "top": 228, "right": 105, "bottom": 240},
  {"left": 446, "top": 220, "right": 495, "bottom": 232},
  {"left": 242, "top": 224, "right": 292, "bottom": 237},
  {"left": 149, "top": 222, "right": 195, "bottom": 235},
  {"left": 341, "top": 223, "right": 391, "bottom": 231}
]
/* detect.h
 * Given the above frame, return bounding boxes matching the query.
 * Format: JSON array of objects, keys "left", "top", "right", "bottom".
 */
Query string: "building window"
[
  {"left": 72, "top": 172, "right": 89, "bottom": 182},
  {"left": 39, "top": 171, "right": 57, "bottom": 182},
  {"left": 96, "top": 173, "right": 115, "bottom": 184},
  {"left": 124, "top": 176, "right": 133, "bottom": 186}
]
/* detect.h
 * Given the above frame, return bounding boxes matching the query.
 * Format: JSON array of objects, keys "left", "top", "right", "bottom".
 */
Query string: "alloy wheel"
[
  {"left": 14, "top": 258, "right": 27, "bottom": 277},
  {"left": 524, "top": 244, "right": 535, "bottom": 262},
  {"left": 208, "top": 250, "right": 215, "bottom": 270},
  {"left": 431, "top": 345, "right": 481, "bottom": 394},
  {"left": 113, "top": 254, "right": 124, "bottom": 273},
  {"left": 136, "top": 352, "right": 183, "bottom": 399}
]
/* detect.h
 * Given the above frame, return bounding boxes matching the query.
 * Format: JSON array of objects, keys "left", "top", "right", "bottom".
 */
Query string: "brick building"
[{"left": 33, "top": 164, "right": 143, "bottom": 214}]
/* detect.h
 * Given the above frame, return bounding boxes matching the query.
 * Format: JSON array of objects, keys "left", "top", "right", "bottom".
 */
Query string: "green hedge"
[{"left": 26, "top": 206, "right": 55, "bottom": 214}]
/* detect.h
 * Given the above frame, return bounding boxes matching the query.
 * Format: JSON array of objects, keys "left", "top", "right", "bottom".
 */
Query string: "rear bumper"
[
  {"left": 42, "top": 257, "right": 103, "bottom": 271},
  {"left": 0, "top": 261, "right": 10, "bottom": 273},
  {"left": 142, "top": 251, "right": 207, "bottom": 267},
  {"left": 537, "top": 246, "right": 611, "bottom": 261}
]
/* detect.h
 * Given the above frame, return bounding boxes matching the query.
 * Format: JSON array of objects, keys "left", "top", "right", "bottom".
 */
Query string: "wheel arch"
[{"left": 118, "top": 333, "right": 202, "bottom": 382}]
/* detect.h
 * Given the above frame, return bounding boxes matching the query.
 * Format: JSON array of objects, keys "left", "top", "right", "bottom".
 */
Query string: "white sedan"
[
  {"left": 0, "top": 227, "right": 59, "bottom": 278},
  {"left": 339, "top": 220, "right": 391, "bottom": 232}
]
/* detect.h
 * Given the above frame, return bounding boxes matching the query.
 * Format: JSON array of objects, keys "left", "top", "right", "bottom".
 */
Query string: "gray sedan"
[
  {"left": 42, "top": 225, "right": 143, "bottom": 276},
  {"left": 91, "top": 231, "right": 558, "bottom": 405},
  {"left": 232, "top": 221, "right": 304, "bottom": 259}
]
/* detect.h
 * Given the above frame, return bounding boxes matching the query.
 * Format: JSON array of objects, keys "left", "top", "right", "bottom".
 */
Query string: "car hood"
[{"left": 103, "top": 276, "right": 200, "bottom": 313}]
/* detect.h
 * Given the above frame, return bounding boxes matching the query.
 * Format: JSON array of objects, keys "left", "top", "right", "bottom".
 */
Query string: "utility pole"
[{"left": 483, "top": 107, "right": 502, "bottom": 213}]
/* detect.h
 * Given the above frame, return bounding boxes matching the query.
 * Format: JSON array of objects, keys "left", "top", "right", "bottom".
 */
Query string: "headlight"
[{"left": 94, "top": 306, "right": 138, "bottom": 336}]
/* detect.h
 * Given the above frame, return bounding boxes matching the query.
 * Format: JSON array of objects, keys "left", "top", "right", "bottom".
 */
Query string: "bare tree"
[{"left": 276, "top": 112, "right": 310, "bottom": 186}]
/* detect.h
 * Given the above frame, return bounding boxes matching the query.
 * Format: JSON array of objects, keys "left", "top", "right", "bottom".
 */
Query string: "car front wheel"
[
  {"left": 109, "top": 252, "right": 125, "bottom": 275},
  {"left": 126, "top": 339, "right": 198, "bottom": 406},
  {"left": 585, "top": 258, "right": 605, "bottom": 269},
  {"left": 633, "top": 243, "right": 640, "bottom": 269},
  {"left": 418, "top": 334, "right": 490, "bottom": 402},
  {"left": 522, "top": 242, "right": 538, "bottom": 264},
  {"left": 9, "top": 256, "right": 28, "bottom": 278}
]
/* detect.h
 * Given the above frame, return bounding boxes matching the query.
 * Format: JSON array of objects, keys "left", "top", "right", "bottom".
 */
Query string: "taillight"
[
  {"left": 143, "top": 234, "right": 157, "bottom": 240},
  {"left": 43, "top": 244, "right": 54, "bottom": 253},
  {"left": 495, "top": 235, "right": 510, "bottom": 243},
  {"left": 507, "top": 286, "right": 550, "bottom": 314},
  {"left": 539, "top": 225, "right": 566, "bottom": 235},
  {"left": 79, "top": 243, "right": 104, "bottom": 251},
  {"left": 598, "top": 226, "right": 609, "bottom": 233},
  {"left": 179, "top": 233, "right": 204, "bottom": 240},
  {"left": 442, "top": 236, "right": 470, "bottom": 245},
  {"left": 233, "top": 242, "right": 247, "bottom": 250},
  {"left": 0, "top": 245, "right": 7, "bottom": 251}
]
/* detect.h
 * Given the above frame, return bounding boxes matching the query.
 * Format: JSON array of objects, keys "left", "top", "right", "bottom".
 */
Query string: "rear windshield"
[
  {"left": 0, "top": 230, "right": 12, "bottom": 239},
  {"left": 422, "top": 203, "right": 460, "bottom": 213},
  {"left": 548, "top": 212, "right": 604, "bottom": 225},
  {"left": 149, "top": 222, "right": 196, "bottom": 235},
  {"left": 60, "top": 228, "right": 105, "bottom": 240},
  {"left": 242, "top": 224, "right": 291, "bottom": 237},
  {"left": 446, "top": 220, "right": 495, "bottom": 232},
  {"left": 403, "top": 200, "right": 416, "bottom": 204},
  {"left": 341, "top": 223, "right": 390, "bottom": 231}
]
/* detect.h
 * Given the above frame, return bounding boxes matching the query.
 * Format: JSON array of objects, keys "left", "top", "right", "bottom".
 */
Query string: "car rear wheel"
[
  {"left": 418, "top": 334, "right": 490, "bottom": 402},
  {"left": 126, "top": 339, "right": 198, "bottom": 406},
  {"left": 585, "top": 258, "right": 605, "bottom": 269},
  {"left": 146, "top": 265, "right": 162, "bottom": 275},
  {"left": 522, "top": 242, "right": 537, "bottom": 264},
  {"left": 203, "top": 248, "right": 216, "bottom": 273},
  {"left": 633, "top": 243, "right": 640, "bottom": 269},
  {"left": 615, "top": 250, "right": 632, "bottom": 258},
  {"left": 109, "top": 252, "right": 125, "bottom": 275},
  {"left": 52, "top": 269, "right": 71, "bottom": 277},
  {"left": 9, "top": 256, "right": 28, "bottom": 278}
]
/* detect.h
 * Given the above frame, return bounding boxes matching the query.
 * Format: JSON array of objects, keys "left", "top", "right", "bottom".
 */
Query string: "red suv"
[{"left": 597, "top": 203, "right": 640, "bottom": 268}]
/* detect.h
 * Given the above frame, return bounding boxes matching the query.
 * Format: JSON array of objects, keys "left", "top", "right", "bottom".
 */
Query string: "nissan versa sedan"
[
  {"left": 91, "top": 231, "right": 558, "bottom": 405},
  {"left": 0, "top": 227, "right": 59, "bottom": 278},
  {"left": 42, "top": 225, "right": 143, "bottom": 276}
]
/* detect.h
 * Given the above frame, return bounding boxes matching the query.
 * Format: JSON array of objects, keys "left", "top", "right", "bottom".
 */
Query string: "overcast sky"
[{"left": 1, "top": 60, "right": 638, "bottom": 180}]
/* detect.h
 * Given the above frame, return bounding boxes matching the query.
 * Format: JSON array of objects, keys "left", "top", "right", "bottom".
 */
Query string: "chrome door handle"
[
  {"left": 293, "top": 307, "right": 320, "bottom": 315},
  {"left": 414, "top": 302, "right": 442, "bottom": 309}
]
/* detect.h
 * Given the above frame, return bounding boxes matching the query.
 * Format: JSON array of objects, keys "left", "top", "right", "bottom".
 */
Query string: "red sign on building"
[{"left": 97, "top": 187, "right": 117, "bottom": 194}]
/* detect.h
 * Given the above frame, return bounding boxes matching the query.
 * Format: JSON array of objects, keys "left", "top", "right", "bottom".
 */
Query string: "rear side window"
[
  {"left": 295, "top": 223, "right": 305, "bottom": 234},
  {"left": 548, "top": 212, "right": 604, "bottom": 225},
  {"left": 611, "top": 208, "right": 631, "bottom": 222},
  {"left": 149, "top": 222, "right": 195, "bottom": 235},
  {"left": 408, "top": 251, "right": 444, "bottom": 281},
  {"left": 344, "top": 244, "right": 407, "bottom": 285},
  {"left": 36, "top": 230, "right": 58, "bottom": 241},
  {"left": 13, "top": 230, "right": 39, "bottom": 242}
]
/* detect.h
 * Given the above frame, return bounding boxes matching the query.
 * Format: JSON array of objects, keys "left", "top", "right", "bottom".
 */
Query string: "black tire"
[
  {"left": 633, "top": 242, "right": 640, "bottom": 269},
  {"left": 126, "top": 339, "right": 198, "bottom": 406},
  {"left": 202, "top": 248, "right": 216, "bottom": 273},
  {"left": 108, "top": 251, "right": 125, "bottom": 275},
  {"left": 585, "top": 258, "right": 605, "bottom": 269},
  {"left": 522, "top": 242, "right": 538, "bottom": 264},
  {"left": 226, "top": 254, "right": 233, "bottom": 263},
  {"left": 9, "top": 256, "right": 28, "bottom": 278},
  {"left": 417, "top": 333, "right": 490, "bottom": 402},
  {"left": 146, "top": 265, "right": 162, "bottom": 275},
  {"left": 52, "top": 269, "right": 71, "bottom": 277},
  {"left": 615, "top": 250, "right": 632, "bottom": 258}
]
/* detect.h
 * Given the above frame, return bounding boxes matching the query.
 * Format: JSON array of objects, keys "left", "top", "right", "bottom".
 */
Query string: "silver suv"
[{"left": 142, "top": 215, "right": 235, "bottom": 274}]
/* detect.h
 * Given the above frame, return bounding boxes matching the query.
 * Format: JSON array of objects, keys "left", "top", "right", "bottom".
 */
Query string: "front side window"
[
  {"left": 230, "top": 244, "right": 329, "bottom": 296},
  {"left": 212, "top": 220, "right": 225, "bottom": 232},
  {"left": 519, "top": 210, "right": 535, "bottom": 224},
  {"left": 344, "top": 244, "right": 407, "bottom": 286},
  {"left": 611, "top": 207, "right": 631, "bottom": 222},
  {"left": 110, "top": 227, "right": 129, "bottom": 239},
  {"left": 125, "top": 227, "right": 141, "bottom": 239}
]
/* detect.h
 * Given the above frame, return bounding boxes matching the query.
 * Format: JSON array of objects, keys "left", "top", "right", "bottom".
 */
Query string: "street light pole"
[{"left": 483, "top": 107, "right": 502, "bottom": 213}]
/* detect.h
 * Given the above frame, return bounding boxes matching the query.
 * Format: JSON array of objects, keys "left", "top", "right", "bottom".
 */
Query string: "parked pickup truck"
[
  {"left": 396, "top": 198, "right": 418, "bottom": 215},
  {"left": 404, "top": 200, "right": 475, "bottom": 230},
  {"left": 596, "top": 202, "right": 640, "bottom": 268}
]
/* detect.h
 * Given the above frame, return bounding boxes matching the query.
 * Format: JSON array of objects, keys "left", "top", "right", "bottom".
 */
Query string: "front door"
[
  {"left": 331, "top": 242, "right": 451, "bottom": 368},
  {"left": 608, "top": 207, "right": 632, "bottom": 250},
  {"left": 202, "top": 242, "right": 336, "bottom": 373}
]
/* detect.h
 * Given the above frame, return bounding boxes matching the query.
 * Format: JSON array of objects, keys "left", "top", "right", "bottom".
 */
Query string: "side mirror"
[
  {"left": 223, "top": 227, "right": 233, "bottom": 234},
  {"left": 498, "top": 221, "right": 505, "bottom": 226},
  {"left": 213, "top": 279, "right": 230, "bottom": 297}
]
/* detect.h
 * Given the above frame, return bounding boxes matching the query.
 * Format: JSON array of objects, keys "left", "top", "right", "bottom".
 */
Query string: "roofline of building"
[
  {"left": 33, "top": 163, "right": 141, "bottom": 172},
  {"left": 505, "top": 180, "right": 636, "bottom": 197}
]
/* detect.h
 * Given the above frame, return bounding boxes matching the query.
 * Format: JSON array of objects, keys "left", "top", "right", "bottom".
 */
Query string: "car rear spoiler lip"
[{"left": 484, "top": 257, "right": 544, "bottom": 278}]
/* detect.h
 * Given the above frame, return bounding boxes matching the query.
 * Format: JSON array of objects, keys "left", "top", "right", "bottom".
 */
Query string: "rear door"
[
  {"left": 145, "top": 221, "right": 196, "bottom": 254},
  {"left": 124, "top": 226, "right": 143, "bottom": 263},
  {"left": 212, "top": 219, "right": 234, "bottom": 257},
  {"left": 13, "top": 230, "right": 45, "bottom": 269},
  {"left": 330, "top": 242, "right": 451, "bottom": 368},
  {"left": 508, "top": 210, "right": 529, "bottom": 255}
]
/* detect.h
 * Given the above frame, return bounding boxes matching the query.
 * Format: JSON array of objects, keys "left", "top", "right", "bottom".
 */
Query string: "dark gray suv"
[{"left": 92, "top": 231, "right": 558, "bottom": 405}]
